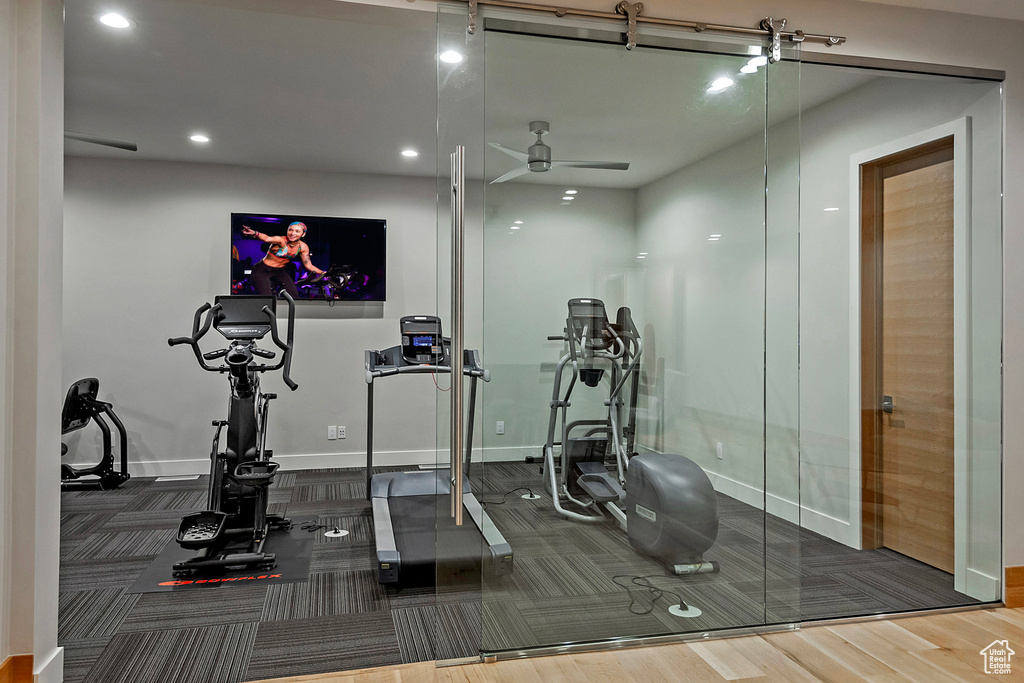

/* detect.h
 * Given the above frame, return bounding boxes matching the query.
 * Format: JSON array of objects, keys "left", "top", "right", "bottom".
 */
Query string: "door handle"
[
  {"left": 881, "top": 395, "right": 893, "bottom": 414},
  {"left": 450, "top": 146, "right": 465, "bottom": 526}
]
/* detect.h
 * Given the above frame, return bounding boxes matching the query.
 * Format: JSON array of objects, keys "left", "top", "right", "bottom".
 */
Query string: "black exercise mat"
[{"left": 126, "top": 526, "right": 314, "bottom": 594}]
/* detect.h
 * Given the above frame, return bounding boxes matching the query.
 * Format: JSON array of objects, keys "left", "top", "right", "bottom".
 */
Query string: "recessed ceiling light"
[
  {"left": 189, "top": 134, "right": 210, "bottom": 143},
  {"left": 824, "top": 207, "right": 840, "bottom": 212},
  {"left": 638, "top": 252, "right": 648, "bottom": 255},
  {"left": 510, "top": 226, "right": 520, "bottom": 230},
  {"left": 98, "top": 13, "right": 132, "bottom": 28},
  {"left": 564, "top": 189, "right": 578, "bottom": 195},
  {"left": 636, "top": 255, "right": 646, "bottom": 259},
  {"left": 710, "top": 234, "right": 722, "bottom": 238},
  {"left": 708, "top": 237, "right": 720, "bottom": 241},
  {"left": 401, "top": 149, "right": 418, "bottom": 157},
  {"left": 513, "top": 220, "right": 523, "bottom": 224},
  {"left": 439, "top": 51, "right": 464, "bottom": 64},
  {"left": 562, "top": 196, "right": 574, "bottom": 201},
  {"left": 707, "top": 77, "right": 735, "bottom": 93}
]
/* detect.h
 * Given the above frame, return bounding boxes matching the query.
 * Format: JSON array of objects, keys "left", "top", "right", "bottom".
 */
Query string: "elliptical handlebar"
[
  {"left": 264, "top": 291, "right": 298, "bottom": 391},
  {"left": 168, "top": 303, "right": 224, "bottom": 372},
  {"left": 167, "top": 292, "right": 298, "bottom": 390}
]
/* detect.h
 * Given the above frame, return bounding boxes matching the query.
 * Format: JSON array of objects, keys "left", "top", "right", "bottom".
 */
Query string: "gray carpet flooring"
[{"left": 59, "top": 463, "right": 982, "bottom": 683}]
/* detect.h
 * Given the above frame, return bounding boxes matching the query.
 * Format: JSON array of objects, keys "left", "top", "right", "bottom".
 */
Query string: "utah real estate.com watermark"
[{"left": 980, "top": 640, "right": 1014, "bottom": 675}]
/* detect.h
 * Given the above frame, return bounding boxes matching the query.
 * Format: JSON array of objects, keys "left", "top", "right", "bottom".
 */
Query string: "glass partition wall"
[
  {"left": 58, "top": 0, "right": 1002, "bottom": 679},
  {"left": 795, "top": 64, "right": 1003, "bottom": 616},
  {"left": 437, "top": 4, "right": 1002, "bottom": 662}
]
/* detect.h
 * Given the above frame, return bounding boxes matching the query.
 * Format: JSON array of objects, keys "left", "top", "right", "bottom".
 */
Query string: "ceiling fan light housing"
[{"left": 528, "top": 140, "right": 551, "bottom": 172}]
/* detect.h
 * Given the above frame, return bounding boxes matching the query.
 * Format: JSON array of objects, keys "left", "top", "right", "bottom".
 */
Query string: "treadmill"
[{"left": 365, "top": 315, "right": 514, "bottom": 586}]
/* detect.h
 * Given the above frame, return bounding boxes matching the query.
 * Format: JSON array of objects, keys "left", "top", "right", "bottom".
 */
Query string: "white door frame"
[{"left": 847, "top": 117, "right": 973, "bottom": 594}]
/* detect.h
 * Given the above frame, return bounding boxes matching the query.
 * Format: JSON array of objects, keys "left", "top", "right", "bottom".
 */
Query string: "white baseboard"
[
  {"left": 476, "top": 445, "right": 541, "bottom": 463},
  {"left": 708, "top": 471, "right": 853, "bottom": 547},
  {"left": 122, "top": 445, "right": 537, "bottom": 479},
  {"left": 34, "top": 646, "right": 63, "bottom": 683},
  {"left": 125, "top": 449, "right": 439, "bottom": 478}
]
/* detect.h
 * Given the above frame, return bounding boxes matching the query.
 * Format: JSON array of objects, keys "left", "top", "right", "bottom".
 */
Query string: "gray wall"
[
  {"left": 63, "top": 157, "right": 439, "bottom": 474},
  {"left": 63, "top": 158, "right": 638, "bottom": 476}
]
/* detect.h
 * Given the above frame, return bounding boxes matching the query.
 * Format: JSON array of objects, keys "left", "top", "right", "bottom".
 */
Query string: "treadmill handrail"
[
  {"left": 371, "top": 497, "right": 398, "bottom": 554},
  {"left": 462, "top": 490, "right": 512, "bottom": 552},
  {"left": 365, "top": 345, "right": 490, "bottom": 384}
]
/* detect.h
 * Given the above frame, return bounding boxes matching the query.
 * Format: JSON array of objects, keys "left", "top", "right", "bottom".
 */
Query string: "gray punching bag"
[{"left": 626, "top": 453, "right": 719, "bottom": 566}]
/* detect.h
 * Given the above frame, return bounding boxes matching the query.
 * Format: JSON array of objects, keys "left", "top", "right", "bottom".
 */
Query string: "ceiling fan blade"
[
  {"left": 488, "top": 142, "right": 529, "bottom": 162},
  {"left": 64, "top": 131, "right": 138, "bottom": 152},
  {"left": 551, "top": 160, "right": 630, "bottom": 170},
  {"left": 490, "top": 165, "right": 531, "bottom": 184}
]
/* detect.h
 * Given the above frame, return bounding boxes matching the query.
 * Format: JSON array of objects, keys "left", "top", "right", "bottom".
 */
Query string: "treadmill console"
[
  {"left": 400, "top": 316, "right": 445, "bottom": 365},
  {"left": 568, "top": 298, "right": 612, "bottom": 351}
]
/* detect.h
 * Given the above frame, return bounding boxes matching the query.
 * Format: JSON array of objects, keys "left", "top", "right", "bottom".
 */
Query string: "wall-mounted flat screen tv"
[{"left": 231, "top": 213, "right": 386, "bottom": 302}]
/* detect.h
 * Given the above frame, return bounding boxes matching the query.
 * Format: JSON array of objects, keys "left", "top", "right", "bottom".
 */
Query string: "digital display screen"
[
  {"left": 412, "top": 336, "right": 434, "bottom": 347},
  {"left": 231, "top": 212, "right": 386, "bottom": 301}
]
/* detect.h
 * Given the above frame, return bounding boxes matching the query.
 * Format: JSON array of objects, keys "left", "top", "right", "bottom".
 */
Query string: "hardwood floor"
[{"left": 248, "top": 607, "right": 1022, "bottom": 682}]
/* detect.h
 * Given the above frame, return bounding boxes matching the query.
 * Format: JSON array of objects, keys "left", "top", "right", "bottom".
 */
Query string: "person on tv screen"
[{"left": 241, "top": 222, "right": 324, "bottom": 298}]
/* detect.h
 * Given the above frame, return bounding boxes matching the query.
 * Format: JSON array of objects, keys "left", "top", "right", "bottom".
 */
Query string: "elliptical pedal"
[{"left": 177, "top": 511, "right": 228, "bottom": 549}]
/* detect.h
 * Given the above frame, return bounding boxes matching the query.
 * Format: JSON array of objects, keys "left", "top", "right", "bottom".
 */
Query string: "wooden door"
[{"left": 861, "top": 137, "right": 955, "bottom": 573}]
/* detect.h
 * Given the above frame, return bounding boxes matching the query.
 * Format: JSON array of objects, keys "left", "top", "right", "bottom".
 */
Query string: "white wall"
[
  {"left": 634, "top": 70, "right": 1003, "bottom": 594},
  {"left": 477, "top": 182, "right": 639, "bottom": 461},
  {"left": 63, "top": 157, "right": 442, "bottom": 475},
  {"left": 635, "top": 132, "right": 769, "bottom": 490},
  {"left": 545, "top": 0, "right": 1024, "bottom": 583},
  {"left": 0, "top": 0, "right": 12, "bottom": 665},
  {"left": 4, "top": 0, "right": 64, "bottom": 679},
  {"left": 63, "top": 158, "right": 640, "bottom": 476}
]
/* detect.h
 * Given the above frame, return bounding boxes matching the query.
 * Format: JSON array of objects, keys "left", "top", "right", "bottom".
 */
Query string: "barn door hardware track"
[{"left": 463, "top": 0, "right": 845, "bottom": 60}]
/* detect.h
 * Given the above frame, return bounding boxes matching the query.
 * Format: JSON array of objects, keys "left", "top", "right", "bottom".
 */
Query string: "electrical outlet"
[
  {"left": 716, "top": 442, "right": 723, "bottom": 460},
  {"left": 338, "top": 425, "right": 346, "bottom": 439},
  {"left": 496, "top": 420, "right": 505, "bottom": 435},
  {"left": 328, "top": 425, "right": 337, "bottom": 440}
]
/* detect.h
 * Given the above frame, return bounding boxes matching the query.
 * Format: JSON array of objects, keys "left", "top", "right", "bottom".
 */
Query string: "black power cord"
[
  {"left": 479, "top": 487, "right": 539, "bottom": 506},
  {"left": 612, "top": 574, "right": 691, "bottom": 615},
  {"left": 298, "top": 519, "right": 343, "bottom": 535}
]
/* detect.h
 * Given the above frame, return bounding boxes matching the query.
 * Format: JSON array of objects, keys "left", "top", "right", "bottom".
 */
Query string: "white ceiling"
[
  {"left": 856, "top": 0, "right": 1024, "bottom": 21},
  {"left": 65, "top": 0, "right": 439, "bottom": 177},
  {"left": 67, "top": 0, "right": 888, "bottom": 189}
]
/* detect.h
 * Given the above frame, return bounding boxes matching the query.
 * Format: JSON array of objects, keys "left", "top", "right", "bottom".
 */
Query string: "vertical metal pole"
[
  {"left": 451, "top": 146, "right": 465, "bottom": 525},
  {"left": 366, "top": 381, "right": 374, "bottom": 501},
  {"left": 465, "top": 375, "right": 478, "bottom": 479}
]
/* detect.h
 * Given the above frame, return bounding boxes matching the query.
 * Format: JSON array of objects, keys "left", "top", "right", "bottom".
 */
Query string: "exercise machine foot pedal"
[
  {"left": 575, "top": 462, "right": 625, "bottom": 503},
  {"left": 177, "top": 511, "right": 228, "bottom": 549},
  {"left": 233, "top": 461, "right": 280, "bottom": 486}
]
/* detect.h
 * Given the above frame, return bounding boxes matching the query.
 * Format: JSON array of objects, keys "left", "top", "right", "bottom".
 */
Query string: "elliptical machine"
[
  {"left": 168, "top": 293, "right": 298, "bottom": 576},
  {"left": 544, "top": 298, "right": 720, "bottom": 576},
  {"left": 60, "top": 378, "right": 131, "bottom": 490}
]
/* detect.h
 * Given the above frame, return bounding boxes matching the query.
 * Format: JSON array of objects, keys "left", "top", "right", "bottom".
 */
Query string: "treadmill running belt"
[{"left": 389, "top": 495, "right": 482, "bottom": 587}]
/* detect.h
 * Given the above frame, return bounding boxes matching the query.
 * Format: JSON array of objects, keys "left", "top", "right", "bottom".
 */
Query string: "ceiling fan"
[
  {"left": 488, "top": 120, "right": 629, "bottom": 184},
  {"left": 64, "top": 131, "right": 138, "bottom": 152}
]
